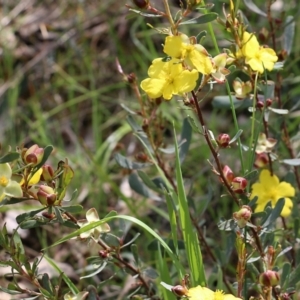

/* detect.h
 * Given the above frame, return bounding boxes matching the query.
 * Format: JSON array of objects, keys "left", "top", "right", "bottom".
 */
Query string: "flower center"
[
  {"left": 0, "top": 176, "right": 9, "bottom": 187},
  {"left": 215, "top": 290, "right": 225, "bottom": 300},
  {"left": 268, "top": 188, "right": 278, "bottom": 203}
]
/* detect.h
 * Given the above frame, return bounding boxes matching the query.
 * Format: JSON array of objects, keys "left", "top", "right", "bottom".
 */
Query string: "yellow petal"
[
  {"left": 174, "top": 69, "right": 198, "bottom": 93},
  {"left": 148, "top": 58, "right": 168, "bottom": 78},
  {"left": 242, "top": 32, "right": 259, "bottom": 58},
  {"left": 163, "top": 36, "right": 183, "bottom": 58},
  {"left": 259, "top": 169, "right": 279, "bottom": 189},
  {"left": 246, "top": 57, "right": 264, "bottom": 73},
  {"left": 250, "top": 182, "right": 265, "bottom": 199},
  {"left": 276, "top": 182, "right": 295, "bottom": 198},
  {"left": 189, "top": 49, "right": 213, "bottom": 74},
  {"left": 281, "top": 197, "right": 293, "bottom": 217},
  {"left": 140, "top": 78, "right": 166, "bottom": 98},
  {"left": 162, "top": 83, "right": 174, "bottom": 100}
]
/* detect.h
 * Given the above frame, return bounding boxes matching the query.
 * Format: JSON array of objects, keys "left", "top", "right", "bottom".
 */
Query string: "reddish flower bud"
[
  {"left": 42, "top": 212, "right": 55, "bottom": 219},
  {"left": 132, "top": 0, "right": 149, "bottom": 9},
  {"left": 41, "top": 164, "right": 54, "bottom": 181},
  {"left": 266, "top": 98, "right": 272, "bottom": 107},
  {"left": 259, "top": 270, "right": 280, "bottom": 287},
  {"left": 127, "top": 73, "right": 136, "bottom": 84},
  {"left": 24, "top": 144, "right": 44, "bottom": 166},
  {"left": 233, "top": 205, "right": 252, "bottom": 228},
  {"left": 231, "top": 177, "right": 247, "bottom": 193},
  {"left": 254, "top": 153, "right": 269, "bottom": 168},
  {"left": 217, "top": 133, "right": 230, "bottom": 148},
  {"left": 171, "top": 285, "right": 188, "bottom": 297},
  {"left": 135, "top": 152, "right": 148, "bottom": 162},
  {"left": 256, "top": 100, "right": 264, "bottom": 109},
  {"left": 99, "top": 250, "right": 110, "bottom": 259},
  {"left": 37, "top": 185, "right": 57, "bottom": 206},
  {"left": 222, "top": 165, "right": 234, "bottom": 184}
]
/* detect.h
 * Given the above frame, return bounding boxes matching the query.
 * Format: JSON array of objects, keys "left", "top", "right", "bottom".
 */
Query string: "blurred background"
[{"left": 0, "top": 0, "right": 299, "bottom": 298}]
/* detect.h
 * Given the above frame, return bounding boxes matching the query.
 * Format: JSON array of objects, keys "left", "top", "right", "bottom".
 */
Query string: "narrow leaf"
[
  {"left": 243, "top": 0, "right": 267, "bottom": 16},
  {"left": 114, "top": 153, "right": 152, "bottom": 170},
  {"left": 0, "top": 152, "right": 20, "bottom": 163}
]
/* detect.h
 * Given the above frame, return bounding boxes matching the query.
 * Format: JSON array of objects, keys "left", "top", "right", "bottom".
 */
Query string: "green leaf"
[
  {"left": 129, "top": 172, "right": 161, "bottom": 200},
  {"left": 179, "top": 117, "right": 192, "bottom": 163},
  {"left": 137, "top": 171, "right": 165, "bottom": 194},
  {"left": 114, "top": 153, "right": 152, "bottom": 170},
  {"left": 262, "top": 198, "right": 285, "bottom": 227},
  {"left": 0, "top": 286, "right": 22, "bottom": 295},
  {"left": 41, "top": 273, "right": 53, "bottom": 294},
  {"left": 281, "top": 262, "right": 291, "bottom": 288},
  {"left": 0, "top": 152, "right": 20, "bottom": 163},
  {"left": 173, "top": 125, "right": 206, "bottom": 286},
  {"left": 16, "top": 207, "right": 46, "bottom": 224},
  {"left": 43, "top": 255, "right": 79, "bottom": 295},
  {"left": 142, "top": 267, "right": 158, "bottom": 279},
  {"left": 229, "top": 129, "right": 243, "bottom": 145},
  {"left": 282, "top": 16, "right": 295, "bottom": 55},
  {"left": 80, "top": 261, "right": 108, "bottom": 279},
  {"left": 45, "top": 215, "right": 185, "bottom": 276},
  {"left": 131, "top": 244, "right": 140, "bottom": 267},
  {"left": 243, "top": 0, "right": 267, "bottom": 17},
  {"left": 180, "top": 12, "right": 218, "bottom": 25},
  {"left": 212, "top": 95, "right": 252, "bottom": 109},
  {"left": 120, "top": 103, "right": 137, "bottom": 115},
  {"left": 258, "top": 80, "right": 275, "bottom": 99},
  {"left": 61, "top": 205, "right": 83, "bottom": 214},
  {"left": 126, "top": 115, "right": 152, "bottom": 152},
  {"left": 288, "top": 263, "right": 300, "bottom": 286}
]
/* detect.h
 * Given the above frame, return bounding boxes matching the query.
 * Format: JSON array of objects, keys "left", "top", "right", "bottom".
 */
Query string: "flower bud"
[
  {"left": 233, "top": 79, "right": 252, "bottom": 100},
  {"left": 231, "top": 177, "right": 247, "bottom": 193},
  {"left": 254, "top": 153, "right": 269, "bottom": 168},
  {"left": 217, "top": 133, "right": 230, "bottom": 148},
  {"left": 37, "top": 185, "right": 57, "bottom": 206},
  {"left": 42, "top": 212, "right": 55, "bottom": 219},
  {"left": 259, "top": 270, "right": 280, "bottom": 287},
  {"left": 99, "top": 250, "right": 110, "bottom": 259},
  {"left": 127, "top": 73, "right": 136, "bottom": 84},
  {"left": 222, "top": 165, "right": 234, "bottom": 184},
  {"left": 23, "top": 144, "right": 44, "bottom": 166},
  {"left": 171, "top": 285, "right": 188, "bottom": 297},
  {"left": 131, "top": 0, "right": 149, "bottom": 9},
  {"left": 41, "top": 164, "right": 54, "bottom": 181},
  {"left": 256, "top": 100, "right": 264, "bottom": 109},
  {"left": 266, "top": 98, "right": 272, "bottom": 107},
  {"left": 233, "top": 205, "right": 252, "bottom": 228}
]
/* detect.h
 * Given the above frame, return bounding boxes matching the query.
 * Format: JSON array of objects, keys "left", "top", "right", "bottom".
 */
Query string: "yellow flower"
[
  {"left": 187, "top": 286, "right": 241, "bottom": 300},
  {"left": 0, "top": 163, "right": 23, "bottom": 202},
  {"left": 241, "top": 32, "right": 278, "bottom": 73},
  {"left": 140, "top": 57, "right": 198, "bottom": 100},
  {"left": 250, "top": 169, "right": 295, "bottom": 217},
  {"left": 211, "top": 53, "right": 230, "bottom": 83},
  {"left": 77, "top": 208, "right": 110, "bottom": 240},
  {"left": 163, "top": 35, "right": 213, "bottom": 75},
  {"left": 20, "top": 168, "right": 43, "bottom": 186}
]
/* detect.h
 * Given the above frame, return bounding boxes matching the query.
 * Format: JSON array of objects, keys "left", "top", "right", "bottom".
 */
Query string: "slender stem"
[
  {"left": 205, "top": 14, "right": 245, "bottom": 174},
  {"left": 248, "top": 72, "right": 259, "bottom": 173},
  {"left": 191, "top": 90, "right": 240, "bottom": 205},
  {"left": 162, "top": 0, "right": 176, "bottom": 32}
]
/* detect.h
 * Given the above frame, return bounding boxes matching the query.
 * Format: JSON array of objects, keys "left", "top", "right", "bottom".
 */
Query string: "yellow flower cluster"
[
  {"left": 140, "top": 35, "right": 228, "bottom": 100},
  {"left": 238, "top": 32, "right": 278, "bottom": 74},
  {"left": 250, "top": 169, "right": 295, "bottom": 217},
  {"left": 187, "top": 286, "right": 241, "bottom": 300}
]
